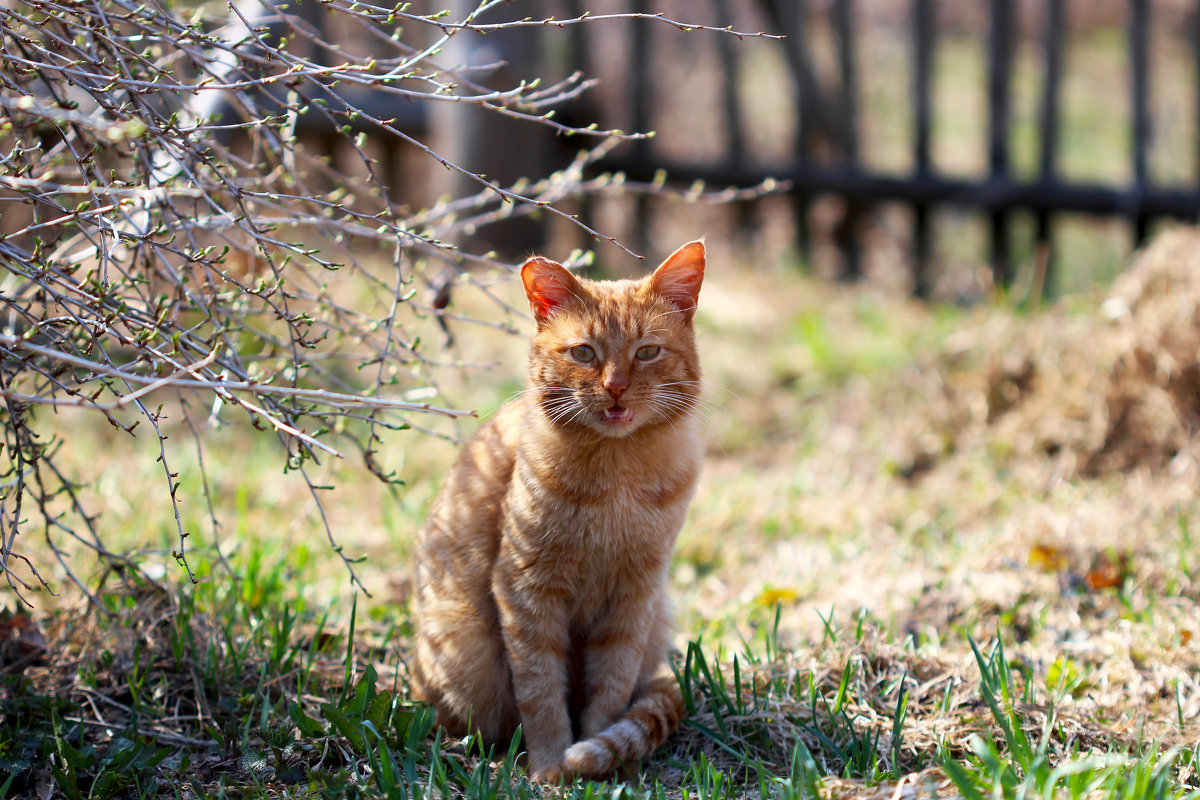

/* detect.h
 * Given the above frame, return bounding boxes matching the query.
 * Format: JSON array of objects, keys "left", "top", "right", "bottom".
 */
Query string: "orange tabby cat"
[{"left": 410, "top": 241, "right": 706, "bottom": 782}]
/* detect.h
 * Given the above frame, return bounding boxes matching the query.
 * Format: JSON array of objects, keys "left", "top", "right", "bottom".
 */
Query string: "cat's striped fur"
[{"left": 410, "top": 241, "right": 706, "bottom": 782}]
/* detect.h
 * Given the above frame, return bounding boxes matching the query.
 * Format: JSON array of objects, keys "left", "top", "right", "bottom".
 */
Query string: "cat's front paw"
[{"left": 529, "top": 764, "right": 567, "bottom": 785}]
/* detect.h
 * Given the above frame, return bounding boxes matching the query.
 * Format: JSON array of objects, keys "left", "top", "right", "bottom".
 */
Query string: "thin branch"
[
  {"left": 0, "top": 334, "right": 474, "bottom": 418},
  {"left": 0, "top": 0, "right": 775, "bottom": 600}
]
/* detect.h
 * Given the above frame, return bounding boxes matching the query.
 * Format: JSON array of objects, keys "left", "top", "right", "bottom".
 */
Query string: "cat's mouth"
[{"left": 599, "top": 404, "right": 634, "bottom": 425}]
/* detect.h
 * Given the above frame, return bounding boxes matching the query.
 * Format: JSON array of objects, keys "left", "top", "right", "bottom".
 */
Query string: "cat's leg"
[
  {"left": 559, "top": 591, "right": 682, "bottom": 779},
  {"left": 627, "top": 590, "right": 683, "bottom": 739},
  {"left": 577, "top": 581, "right": 662, "bottom": 740},
  {"left": 412, "top": 593, "right": 519, "bottom": 743},
  {"left": 634, "top": 589, "right": 676, "bottom": 689},
  {"left": 493, "top": 548, "right": 573, "bottom": 782}
]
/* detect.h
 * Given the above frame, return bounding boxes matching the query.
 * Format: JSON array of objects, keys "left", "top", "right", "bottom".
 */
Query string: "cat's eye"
[
  {"left": 635, "top": 345, "right": 661, "bottom": 361},
  {"left": 570, "top": 345, "right": 596, "bottom": 363}
]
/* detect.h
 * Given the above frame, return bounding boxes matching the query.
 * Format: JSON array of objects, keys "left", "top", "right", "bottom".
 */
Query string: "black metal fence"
[
  {"left": 202, "top": 0, "right": 1200, "bottom": 296},
  {"left": 571, "top": 0, "right": 1200, "bottom": 297}
]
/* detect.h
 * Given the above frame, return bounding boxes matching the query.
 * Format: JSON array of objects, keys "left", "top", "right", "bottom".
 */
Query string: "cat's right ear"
[
  {"left": 521, "top": 257, "right": 580, "bottom": 327},
  {"left": 649, "top": 240, "right": 706, "bottom": 322}
]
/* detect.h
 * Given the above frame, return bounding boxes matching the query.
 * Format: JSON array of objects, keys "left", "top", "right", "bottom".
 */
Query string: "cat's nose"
[{"left": 603, "top": 369, "right": 629, "bottom": 400}]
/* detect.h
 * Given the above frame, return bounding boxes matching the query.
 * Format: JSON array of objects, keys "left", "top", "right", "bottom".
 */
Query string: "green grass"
[
  {"left": 943, "top": 639, "right": 1200, "bottom": 800},
  {"left": 6, "top": 575, "right": 1198, "bottom": 798},
  {"left": 6, "top": 235, "right": 1200, "bottom": 798}
]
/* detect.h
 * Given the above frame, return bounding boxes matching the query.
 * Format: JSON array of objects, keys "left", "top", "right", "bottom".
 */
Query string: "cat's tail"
[{"left": 562, "top": 674, "right": 684, "bottom": 778}]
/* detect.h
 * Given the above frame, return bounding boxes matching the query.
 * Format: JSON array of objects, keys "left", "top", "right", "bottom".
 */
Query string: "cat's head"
[{"left": 519, "top": 241, "right": 705, "bottom": 439}]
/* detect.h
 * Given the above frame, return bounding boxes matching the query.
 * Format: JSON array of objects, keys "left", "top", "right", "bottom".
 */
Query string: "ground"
[{"left": 2, "top": 230, "right": 1200, "bottom": 798}]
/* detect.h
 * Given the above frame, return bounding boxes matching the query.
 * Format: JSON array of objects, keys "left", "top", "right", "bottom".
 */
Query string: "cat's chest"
[
  {"left": 507, "top": 449, "right": 695, "bottom": 558},
  {"left": 559, "top": 496, "right": 680, "bottom": 549},
  {"left": 527, "top": 499, "right": 677, "bottom": 605},
  {"left": 517, "top": 443, "right": 695, "bottom": 513}
]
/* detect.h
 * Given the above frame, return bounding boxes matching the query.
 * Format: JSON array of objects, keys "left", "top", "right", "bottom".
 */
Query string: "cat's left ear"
[
  {"left": 521, "top": 256, "right": 581, "bottom": 327},
  {"left": 649, "top": 240, "right": 705, "bottom": 322}
]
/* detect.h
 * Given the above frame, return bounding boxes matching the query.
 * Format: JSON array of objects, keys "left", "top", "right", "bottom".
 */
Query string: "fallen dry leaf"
[
  {"left": 1084, "top": 552, "right": 1130, "bottom": 591},
  {"left": 1028, "top": 543, "right": 1069, "bottom": 572}
]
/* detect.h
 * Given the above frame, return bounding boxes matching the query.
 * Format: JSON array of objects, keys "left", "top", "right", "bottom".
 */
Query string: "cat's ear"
[
  {"left": 649, "top": 240, "right": 705, "bottom": 321},
  {"left": 521, "top": 256, "right": 580, "bottom": 326}
]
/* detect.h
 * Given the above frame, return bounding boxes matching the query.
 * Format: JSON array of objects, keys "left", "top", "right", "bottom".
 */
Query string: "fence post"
[
  {"left": 988, "top": 0, "right": 1014, "bottom": 289},
  {"left": 1130, "top": 0, "right": 1151, "bottom": 245},
  {"left": 628, "top": 0, "right": 652, "bottom": 260},
  {"left": 715, "top": 0, "right": 751, "bottom": 235},
  {"left": 912, "top": 0, "right": 934, "bottom": 298},
  {"left": 1034, "top": 0, "right": 1065, "bottom": 300},
  {"left": 834, "top": 0, "right": 863, "bottom": 282},
  {"left": 757, "top": 0, "right": 815, "bottom": 269},
  {"left": 428, "top": 0, "right": 551, "bottom": 259},
  {"left": 563, "top": 0, "right": 595, "bottom": 261},
  {"left": 1195, "top": 0, "right": 1200, "bottom": 211}
]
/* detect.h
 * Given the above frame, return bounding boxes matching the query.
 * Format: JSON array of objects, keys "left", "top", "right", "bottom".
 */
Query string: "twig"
[
  {"left": 0, "top": 0, "right": 766, "bottom": 601},
  {"left": 0, "top": 334, "right": 474, "bottom": 417}
]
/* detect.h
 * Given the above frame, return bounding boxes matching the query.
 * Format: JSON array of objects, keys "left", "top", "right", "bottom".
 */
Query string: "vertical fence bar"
[
  {"left": 566, "top": 0, "right": 586, "bottom": 76},
  {"left": 714, "top": 0, "right": 751, "bottom": 232},
  {"left": 912, "top": 0, "right": 934, "bottom": 298},
  {"left": 779, "top": 0, "right": 812, "bottom": 268},
  {"left": 1035, "top": 0, "right": 1064, "bottom": 296},
  {"left": 1130, "top": 0, "right": 1150, "bottom": 244},
  {"left": 715, "top": 0, "right": 745, "bottom": 166},
  {"left": 836, "top": 0, "right": 859, "bottom": 163},
  {"left": 629, "top": 0, "right": 651, "bottom": 256},
  {"left": 988, "top": 0, "right": 1014, "bottom": 288},
  {"left": 565, "top": 0, "right": 593, "bottom": 253},
  {"left": 834, "top": 0, "right": 862, "bottom": 280},
  {"left": 1195, "top": 0, "right": 1200, "bottom": 205}
]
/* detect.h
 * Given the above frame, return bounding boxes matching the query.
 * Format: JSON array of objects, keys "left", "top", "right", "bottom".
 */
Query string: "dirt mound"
[
  {"left": 907, "top": 227, "right": 1200, "bottom": 480},
  {"left": 1084, "top": 229, "right": 1200, "bottom": 474}
]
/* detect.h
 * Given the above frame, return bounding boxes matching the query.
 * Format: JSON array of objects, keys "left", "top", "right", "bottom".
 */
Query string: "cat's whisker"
[
  {"left": 656, "top": 390, "right": 715, "bottom": 415},
  {"left": 656, "top": 392, "right": 721, "bottom": 418},
  {"left": 648, "top": 393, "right": 696, "bottom": 412},
  {"left": 537, "top": 394, "right": 578, "bottom": 408},
  {"left": 657, "top": 380, "right": 737, "bottom": 406},
  {"left": 647, "top": 392, "right": 724, "bottom": 444},
  {"left": 536, "top": 390, "right": 580, "bottom": 403},
  {"left": 507, "top": 386, "right": 580, "bottom": 416},
  {"left": 648, "top": 396, "right": 724, "bottom": 451},
  {"left": 670, "top": 399, "right": 721, "bottom": 418},
  {"left": 544, "top": 396, "right": 597, "bottom": 428},
  {"left": 545, "top": 401, "right": 583, "bottom": 425},
  {"left": 642, "top": 399, "right": 681, "bottom": 435},
  {"left": 657, "top": 386, "right": 739, "bottom": 412},
  {"left": 542, "top": 403, "right": 578, "bottom": 416},
  {"left": 482, "top": 388, "right": 554, "bottom": 420},
  {"left": 509, "top": 386, "right": 566, "bottom": 398},
  {"left": 639, "top": 395, "right": 696, "bottom": 425}
]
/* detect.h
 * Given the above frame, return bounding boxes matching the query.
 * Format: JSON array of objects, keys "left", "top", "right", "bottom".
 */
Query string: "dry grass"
[
  {"left": 5, "top": 230, "right": 1200, "bottom": 797},
  {"left": 664, "top": 228, "right": 1200, "bottom": 796}
]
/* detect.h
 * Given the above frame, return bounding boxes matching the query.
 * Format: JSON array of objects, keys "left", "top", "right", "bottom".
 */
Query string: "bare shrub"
[{"left": 0, "top": 0, "right": 777, "bottom": 603}]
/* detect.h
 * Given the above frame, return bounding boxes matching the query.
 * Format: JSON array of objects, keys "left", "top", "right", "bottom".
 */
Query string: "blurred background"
[
  {"left": 5, "top": 0, "right": 1200, "bottom": 628},
  {"left": 5, "top": 0, "right": 1200, "bottom": 621},
  {"left": 3, "top": 2, "right": 1200, "bottom": 793},
  {"left": 326, "top": 0, "right": 1200, "bottom": 299}
]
